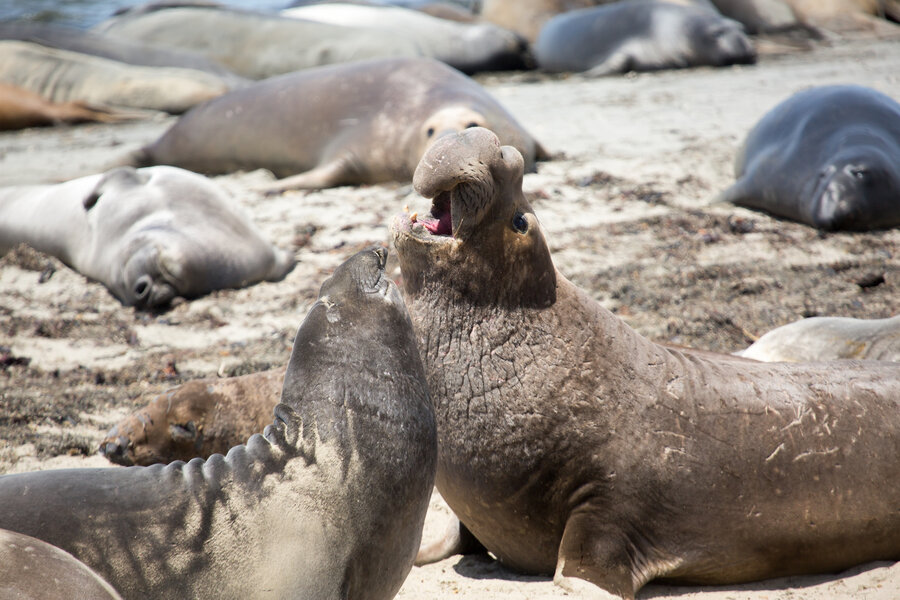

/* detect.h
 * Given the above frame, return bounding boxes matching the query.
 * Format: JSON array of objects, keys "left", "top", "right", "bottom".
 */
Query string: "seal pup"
[
  {"left": 101, "top": 367, "right": 286, "bottom": 466},
  {"left": 391, "top": 127, "right": 900, "bottom": 599},
  {"left": 0, "top": 166, "right": 295, "bottom": 308},
  {"left": 739, "top": 314, "right": 900, "bottom": 362},
  {"left": 0, "top": 82, "right": 128, "bottom": 131},
  {"left": 719, "top": 85, "right": 900, "bottom": 231},
  {"left": 534, "top": 1, "right": 756, "bottom": 76},
  {"left": 0, "top": 248, "right": 437, "bottom": 600},
  {"left": 117, "top": 57, "right": 548, "bottom": 192},
  {"left": 0, "top": 528, "right": 123, "bottom": 600}
]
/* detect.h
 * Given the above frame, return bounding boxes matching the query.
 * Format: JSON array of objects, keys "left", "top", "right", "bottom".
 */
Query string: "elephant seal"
[
  {"left": 534, "top": 1, "right": 756, "bottom": 76},
  {"left": 102, "top": 367, "right": 286, "bottom": 466},
  {"left": 719, "top": 85, "right": 900, "bottom": 231},
  {"left": 281, "top": 3, "right": 529, "bottom": 73},
  {"left": 0, "top": 166, "right": 294, "bottom": 308},
  {"left": 0, "top": 41, "right": 231, "bottom": 114},
  {"left": 0, "top": 528, "right": 123, "bottom": 600},
  {"left": 0, "top": 82, "right": 128, "bottom": 131},
  {"left": 739, "top": 314, "right": 900, "bottom": 362},
  {"left": 707, "top": 0, "right": 802, "bottom": 32},
  {"left": 390, "top": 127, "right": 900, "bottom": 599},
  {"left": 93, "top": 4, "right": 423, "bottom": 79},
  {"left": 118, "top": 57, "right": 548, "bottom": 192},
  {"left": 0, "top": 248, "right": 437, "bottom": 600}
]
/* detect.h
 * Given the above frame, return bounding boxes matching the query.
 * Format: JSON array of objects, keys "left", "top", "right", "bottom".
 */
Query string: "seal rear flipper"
[
  {"left": 415, "top": 514, "right": 487, "bottom": 565},
  {"left": 81, "top": 166, "right": 150, "bottom": 210},
  {"left": 265, "top": 247, "right": 297, "bottom": 282},
  {"left": 257, "top": 156, "right": 356, "bottom": 195}
]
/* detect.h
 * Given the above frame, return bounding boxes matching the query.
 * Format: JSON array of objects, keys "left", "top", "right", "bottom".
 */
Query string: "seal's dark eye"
[
  {"left": 466, "top": 122, "right": 479, "bottom": 128},
  {"left": 851, "top": 168, "right": 868, "bottom": 180},
  {"left": 512, "top": 212, "right": 528, "bottom": 233},
  {"left": 426, "top": 127, "right": 435, "bottom": 138}
]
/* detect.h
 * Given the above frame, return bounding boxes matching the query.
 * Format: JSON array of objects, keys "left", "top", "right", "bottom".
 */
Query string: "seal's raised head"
[{"left": 392, "top": 127, "right": 555, "bottom": 308}]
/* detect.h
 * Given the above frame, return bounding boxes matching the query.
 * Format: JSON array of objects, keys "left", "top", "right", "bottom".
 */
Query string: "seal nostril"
[{"left": 133, "top": 275, "right": 153, "bottom": 299}]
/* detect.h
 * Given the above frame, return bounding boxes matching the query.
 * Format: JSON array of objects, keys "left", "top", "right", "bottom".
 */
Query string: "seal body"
[
  {"left": 0, "top": 82, "right": 126, "bottom": 130},
  {"left": 720, "top": 85, "right": 900, "bottom": 230},
  {"left": 101, "top": 367, "right": 286, "bottom": 466},
  {"left": 0, "top": 529, "right": 123, "bottom": 600},
  {"left": 0, "top": 166, "right": 295, "bottom": 308},
  {"left": 0, "top": 248, "right": 437, "bottom": 600},
  {"left": 534, "top": 1, "right": 756, "bottom": 76},
  {"left": 391, "top": 127, "right": 900, "bottom": 599},
  {"left": 740, "top": 314, "right": 900, "bottom": 362},
  {"left": 123, "top": 57, "right": 547, "bottom": 191}
]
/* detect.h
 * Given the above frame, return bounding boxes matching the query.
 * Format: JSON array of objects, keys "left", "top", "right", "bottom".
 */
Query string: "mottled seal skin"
[
  {"left": 0, "top": 529, "right": 123, "bottom": 600},
  {"left": 739, "top": 314, "right": 900, "bottom": 362},
  {"left": 0, "top": 166, "right": 294, "bottom": 308},
  {"left": 102, "top": 367, "right": 286, "bottom": 466},
  {"left": 534, "top": 1, "right": 756, "bottom": 76},
  {"left": 0, "top": 248, "right": 437, "bottom": 600},
  {"left": 120, "top": 57, "right": 548, "bottom": 192},
  {"left": 391, "top": 127, "right": 900, "bottom": 599},
  {"left": 93, "top": 4, "right": 423, "bottom": 80},
  {"left": 281, "top": 3, "right": 530, "bottom": 73},
  {"left": 720, "top": 85, "right": 900, "bottom": 231},
  {"left": 0, "top": 82, "right": 128, "bottom": 131}
]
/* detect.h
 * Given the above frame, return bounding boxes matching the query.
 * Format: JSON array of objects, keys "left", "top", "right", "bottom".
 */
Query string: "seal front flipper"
[
  {"left": 81, "top": 166, "right": 149, "bottom": 209},
  {"left": 265, "top": 402, "right": 316, "bottom": 463},
  {"left": 415, "top": 514, "right": 487, "bottom": 565},
  {"left": 258, "top": 155, "right": 358, "bottom": 195}
]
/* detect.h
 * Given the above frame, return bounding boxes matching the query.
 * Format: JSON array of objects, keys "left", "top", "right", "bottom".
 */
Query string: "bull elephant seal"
[
  {"left": 739, "top": 314, "right": 900, "bottom": 362},
  {"left": 390, "top": 127, "right": 900, "bottom": 599},
  {"left": 534, "top": 1, "right": 756, "bottom": 76},
  {"left": 0, "top": 528, "right": 123, "bottom": 600},
  {"left": 0, "top": 82, "right": 128, "bottom": 131},
  {"left": 101, "top": 367, "right": 286, "bottom": 466},
  {"left": 719, "top": 85, "right": 900, "bottom": 231},
  {"left": 0, "top": 166, "right": 294, "bottom": 308},
  {"left": 0, "top": 248, "right": 437, "bottom": 600},
  {"left": 118, "top": 57, "right": 548, "bottom": 192}
]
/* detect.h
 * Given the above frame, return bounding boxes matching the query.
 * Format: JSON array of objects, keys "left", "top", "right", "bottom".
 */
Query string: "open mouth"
[{"left": 414, "top": 189, "right": 453, "bottom": 237}]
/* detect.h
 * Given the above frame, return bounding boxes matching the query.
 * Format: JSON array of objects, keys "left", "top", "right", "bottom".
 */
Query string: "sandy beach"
[{"left": 0, "top": 29, "right": 898, "bottom": 599}]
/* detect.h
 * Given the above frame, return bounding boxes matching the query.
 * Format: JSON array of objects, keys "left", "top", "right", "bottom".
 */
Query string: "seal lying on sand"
[
  {"left": 391, "top": 127, "right": 900, "bottom": 599},
  {"left": 0, "top": 82, "right": 128, "bottom": 131},
  {"left": 740, "top": 314, "right": 900, "bottom": 362},
  {"left": 720, "top": 85, "right": 900, "bottom": 231},
  {"left": 534, "top": 1, "right": 756, "bottom": 76},
  {"left": 118, "top": 57, "right": 548, "bottom": 192},
  {"left": 0, "top": 248, "right": 437, "bottom": 600},
  {"left": 102, "top": 367, "right": 286, "bottom": 466},
  {"left": 0, "top": 528, "right": 123, "bottom": 600},
  {"left": 0, "top": 166, "right": 294, "bottom": 308}
]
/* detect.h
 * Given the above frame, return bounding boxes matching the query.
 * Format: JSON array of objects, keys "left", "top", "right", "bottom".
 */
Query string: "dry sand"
[{"left": 1, "top": 31, "right": 898, "bottom": 599}]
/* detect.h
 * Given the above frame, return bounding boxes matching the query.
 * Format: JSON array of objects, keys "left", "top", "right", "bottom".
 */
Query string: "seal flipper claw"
[{"left": 268, "top": 402, "right": 315, "bottom": 463}]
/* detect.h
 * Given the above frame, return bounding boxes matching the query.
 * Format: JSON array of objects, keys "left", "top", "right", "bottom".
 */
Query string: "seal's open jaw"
[{"left": 417, "top": 190, "right": 453, "bottom": 238}]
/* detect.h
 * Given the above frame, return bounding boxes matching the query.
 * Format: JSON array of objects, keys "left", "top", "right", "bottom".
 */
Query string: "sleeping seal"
[
  {"left": 0, "top": 82, "right": 128, "bottom": 131},
  {"left": 720, "top": 85, "right": 900, "bottom": 230},
  {"left": 0, "top": 248, "right": 437, "bottom": 600},
  {"left": 0, "top": 166, "right": 294, "bottom": 308},
  {"left": 391, "top": 127, "right": 900, "bottom": 599},
  {"left": 118, "top": 57, "right": 548, "bottom": 192},
  {"left": 534, "top": 1, "right": 756, "bottom": 76}
]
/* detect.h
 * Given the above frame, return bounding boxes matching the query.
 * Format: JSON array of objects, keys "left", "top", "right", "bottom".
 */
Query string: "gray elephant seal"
[
  {"left": 102, "top": 367, "right": 286, "bottom": 466},
  {"left": 0, "top": 166, "right": 294, "bottom": 308},
  {"left": 0, "top": 248, "right": 437, "bottom": 600},
  {"left": 534, "top": 1, "right": 756, "bottom": 76},
  {"left": 739, "top": 314, "right": 900, "bottom": 362},
  {"left": 119, "top": 57, "right": 548, "bottom": 192},
  {"left": 0, "top": 528, "right": 123, "bottom": 600},
  {"left": 720, "top": 85, "right": 900, "bottom": 231},
  {"left": 391, "top": 127, "right": 900, "bottom": 599}
]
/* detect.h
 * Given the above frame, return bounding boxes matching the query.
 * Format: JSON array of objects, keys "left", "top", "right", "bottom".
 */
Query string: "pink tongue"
[{"left": 423, "top": 211, "right": 452, "bottom": 236}]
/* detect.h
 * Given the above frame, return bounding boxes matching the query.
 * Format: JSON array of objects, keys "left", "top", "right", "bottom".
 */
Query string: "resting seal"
[
  {"left": 0, "top": 82, "right": 128, "bottom": 131},
  {"left": 119, "top": 57, "right": 548, "bottom": 192},
  {"left": 0, "top": 248, "right": 437, "bottom": 599},
  {"left": 0, "top": 528, "right": 122, "bottom": 600},
  {"left": 719, "top": 85, "right": 900, "bottom": 231},
  {"left": 101, "top": 367, "right": 285, "bottom": 466},
  {"left": 534, "top": 1, "right": 756, "bottom": 76},
  {"left": 391, "top": 127, "right": 900, "bottom": 599},
  {"left": 739, "top": 314, "right": 900, "bottom": 362},
  {"left": 0, "top": 166, "right": 294, "bottom": 308}
]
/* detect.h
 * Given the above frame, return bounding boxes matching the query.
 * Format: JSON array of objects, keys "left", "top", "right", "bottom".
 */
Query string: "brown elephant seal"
[
  {"left": 0, "top": 82, "right": 129, "bottom": 131},
  {"left": 0, "top": 248, "right": 437, "bottom": 599},
  {"left": 0, "top": 166, "right": 294, "bottom": 308},
  {"left": 118, "top": 57, "right": 548, "bottom": 192},
  {"left": 390, "top": 127, "right": 900, "bottom": 599},
  {"left": 0, "top": 528, "right": 123, "bottom": 600},
  {"left": 719, "top": 85, "right": 900, "bottom": 231},
  {"left": 534, "top": 1, "right": 756, "bottom": 76},
  {"left": 102, "top": 367, "right": 286, "bottom": 466},
  {"left": 739, "top": 314, "right": 900, "bottom": 362}
]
